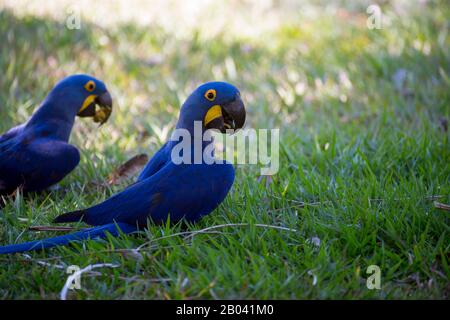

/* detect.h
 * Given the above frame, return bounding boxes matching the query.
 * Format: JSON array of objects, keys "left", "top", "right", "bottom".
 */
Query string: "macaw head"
[
  {"left": 177, "top": 81, "right": 246, "bottom": 134},
  {"left": 46, "top": 74, "right": 113, "bottom": 125}
]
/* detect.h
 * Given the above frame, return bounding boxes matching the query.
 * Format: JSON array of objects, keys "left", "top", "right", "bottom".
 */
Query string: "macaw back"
[{"left": 55, "top": 155, "right": 235, "bottom": 226}]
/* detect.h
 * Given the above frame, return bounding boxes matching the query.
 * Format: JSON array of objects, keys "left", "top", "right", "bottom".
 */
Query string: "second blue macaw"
[
  {"left": 0, "top": 81, "right": 246, "bottom": 254},
  {"left": 0, "top": 74, "right": 112, "bottom": 196}
]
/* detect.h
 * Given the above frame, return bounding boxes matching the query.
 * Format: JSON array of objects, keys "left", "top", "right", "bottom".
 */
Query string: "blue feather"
[{"left": 0, "top": 223, "right": 136, "bottom": 254}]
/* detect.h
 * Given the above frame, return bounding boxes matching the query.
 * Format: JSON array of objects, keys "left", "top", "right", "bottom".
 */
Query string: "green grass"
[{"left": 0, "top": 1, "right": 449, "bottom": 299}]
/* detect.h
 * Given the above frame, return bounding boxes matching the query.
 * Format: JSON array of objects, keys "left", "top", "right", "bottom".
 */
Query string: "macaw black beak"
[
  {"left": 77, "top": 91, "right": 113, "bottom": 126},
  {"left": 204, "top": 94, "right": 246, "bottom": 133}
]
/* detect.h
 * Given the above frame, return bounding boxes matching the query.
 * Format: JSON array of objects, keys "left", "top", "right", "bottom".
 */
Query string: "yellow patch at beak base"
[
  {"left": 79, "top": 94, "right": 97, "bottom": 113},
  {"left": 204, "top": 105, "right": 222, "bottom": 126}
]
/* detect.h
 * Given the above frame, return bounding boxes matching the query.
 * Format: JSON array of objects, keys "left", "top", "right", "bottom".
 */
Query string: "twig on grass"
[
  {"left": 22, "top": 253, "right": 66, "bottom": 269},
  {"left": 29, "top": 225, "right": 76, "bottom": 232},
  {"left": 434, "top": 201, "right": 450, "bottom": 212},
  {"left": 270, "top": 193, "right": 445, "bottom": 208},
  {"left": 84, "top": 273, "right": 172, "bottom": 284},
  {"left": 183, "top": 223, "right": 298, "bottom": 240},
  {"left": 135, "top": 230, "right": 227, "bottom": 251},
  {"left": 369, "top": 195, "right": 444, "bottom": 203},
  {"left": 268, "top": 194, "right": 327, "bottom": 208},
  {"left": 136, "top": 223, "right": 297, "bottom": 251}
]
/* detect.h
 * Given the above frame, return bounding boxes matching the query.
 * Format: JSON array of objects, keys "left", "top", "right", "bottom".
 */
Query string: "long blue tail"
[{"left": 0, "top": 223, "right": 137, "bottom": 254}]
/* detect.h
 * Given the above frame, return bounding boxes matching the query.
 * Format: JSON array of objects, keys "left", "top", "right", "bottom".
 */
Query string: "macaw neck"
[
  {"left": 175, "top": 117, "right": 198, "bottom": 136},
  {"left": 25, "top": 100, "right": 76, "bottom": 141}
]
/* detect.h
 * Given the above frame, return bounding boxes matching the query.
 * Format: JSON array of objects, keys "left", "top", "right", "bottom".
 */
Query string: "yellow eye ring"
[
  {"left": 84, "top": 80, "right": 96, "bottom": 92},
  {"left": 204, "top": 89, "right": 216, "bottom": 101}
]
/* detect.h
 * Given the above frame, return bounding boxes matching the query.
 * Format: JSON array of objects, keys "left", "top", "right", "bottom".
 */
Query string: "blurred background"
[{"left": 1, "top": 1, "right": 447, "bottom": 158}]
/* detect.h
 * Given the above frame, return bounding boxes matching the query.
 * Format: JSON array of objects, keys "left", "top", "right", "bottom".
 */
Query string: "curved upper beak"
[
  {"left": 77, "top": 91, "right": 113, "bottom": 126},
  {"left": 204, "top": 94, "right": 246, "bottom": 133}
]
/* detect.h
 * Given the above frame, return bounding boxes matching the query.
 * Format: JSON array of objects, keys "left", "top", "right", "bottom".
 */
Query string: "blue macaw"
[
  {"left": 0, "top": 81, "right": 246, "bottom": 254},
  {"left": 0, "top": 74, "right": 112, "bottom": 196}
]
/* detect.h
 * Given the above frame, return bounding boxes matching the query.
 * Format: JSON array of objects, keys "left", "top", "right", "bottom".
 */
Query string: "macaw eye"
[
  {"left": 204, "top": 89, "right": 216, "bottom": 101},
  {"left": 84, "top": 80, "right": 96, "bottom": 92}
]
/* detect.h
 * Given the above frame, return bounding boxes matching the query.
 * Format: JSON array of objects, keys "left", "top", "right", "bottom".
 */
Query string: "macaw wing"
[
  {"left": 137, "top": 142, "right": 170, "bottom": 182},
  {"left": 55, "top": 160, "right": 235, "bottom": 226},
  {"left": 0, "top": 137, "right": 80, "bottom": 193}
]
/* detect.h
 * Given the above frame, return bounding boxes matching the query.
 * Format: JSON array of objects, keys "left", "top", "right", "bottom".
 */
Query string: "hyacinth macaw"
[
  {"left": 0, "top": 81, "right": 246, "bottom": 254},
  {"left": 0, "top": 74, "right": 112, "bottom": 196}
]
